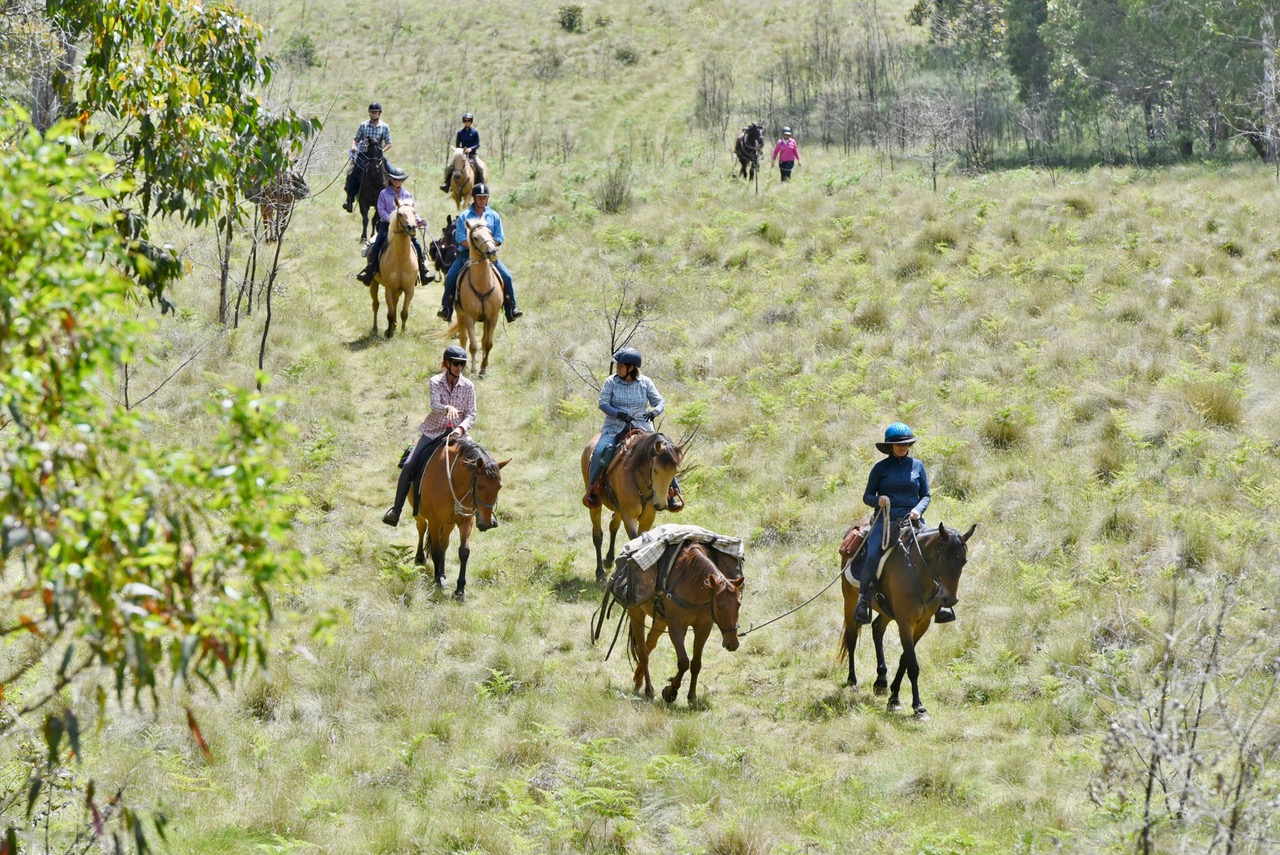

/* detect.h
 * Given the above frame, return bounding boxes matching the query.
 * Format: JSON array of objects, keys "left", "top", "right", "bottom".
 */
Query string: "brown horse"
[
  {"left": 369, "top": 200, "right": 419, "bottom": 338},
  {"left": 622, "top": 544, "right": 743, "bottom": 703},
  {"left": 445, "top": 147, "right": 475, "bottom": 211},
  {"left": 580, "top": 431, "right": 683, "bottom": 582},
  {"left": 734, "top": 122, "right": 765, "bottom": 183},
  {"left": 254, "top": 168, "right": 310, "bottom": 243},
  {"left": 439, "top": 219, "right": 503, "bottom": 376},
  {"left": 838, "top": 521, "right": 976, "bottom": 720},
  {"left": 414, "top": 435, "right": 509, "bottom": 601},
  {"left": 427, "top": 214, "right": 459, "bottom": 277}
]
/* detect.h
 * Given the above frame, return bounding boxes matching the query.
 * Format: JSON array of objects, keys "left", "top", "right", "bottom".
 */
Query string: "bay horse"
[
  {"left": 838, "top": 520, "right": 976, "bottom": 720},
  {"left": 356, "top": 138, "right": 387, "bottom": 243},
  {"left": 369, "top": 200, "right": 419, "bottom": 338},
  {"left": 413, "top": 435, "right": 509, "bottom": 602},
  {"left": 734, "top": 122, "right": 765, "bottom": 183},
  {"left": 580, "top": 431, "right": 683, "bottom": 582},
  {"left": 445, "top": 147, "right": 475, "bottom": 211},
  {"left": 621, "top": 544, "right": 743, "bottom": 704},
  {"left": 254, "top": 168, "right": 310, "bottom": 243},
  {"left": 427, "top": 214, "right": 459, "bottom": 277},
  {"left": 439, "top": 219, "right": 503, "bottom": 377}
]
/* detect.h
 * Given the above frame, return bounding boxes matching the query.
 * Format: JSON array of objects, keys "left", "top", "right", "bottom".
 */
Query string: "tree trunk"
[{"left": 1263, "top": 11, "right": 1278, "bottom": 163}]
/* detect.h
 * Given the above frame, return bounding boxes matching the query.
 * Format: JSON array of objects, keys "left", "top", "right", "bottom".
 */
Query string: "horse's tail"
[
  {"left": 837, "top": 619, "right": 849, "bottom": 662},
  {"left": 429, "top": 316, "right": 463, "bottom": 341}
]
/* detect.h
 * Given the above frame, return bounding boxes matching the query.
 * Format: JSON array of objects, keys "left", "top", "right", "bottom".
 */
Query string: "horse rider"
[
  {"left": 582, "top": 348, "right": 683, "bottom": 512},
  {"left": 437, "top": 183, "right": 522, "bottom": 323},
  {"left": 343, "top": 102, "right": 392, "bottom": 212},
  {"left": 440, "top": 112, "right": 485, "bottom": 191},
  {"left": 355, "top": 164, "right": 435, "bottom": 287},
  {"left": 770, "top": 126, "right": 800, "bottom": 182},
  {"left": 854, "top": 422, "right": 954, "bottom": 625},
  {"left": 382, "top": 345, "right": 477, "bottom": 527}
]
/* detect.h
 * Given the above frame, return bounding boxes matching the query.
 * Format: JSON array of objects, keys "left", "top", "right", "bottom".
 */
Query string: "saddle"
[{"left": 596, "top": 428, "right": 642, "bottom": 508}]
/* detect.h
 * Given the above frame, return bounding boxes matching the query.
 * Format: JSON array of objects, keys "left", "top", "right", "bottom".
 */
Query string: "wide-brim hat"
[
  {"left": 875, "top": 421, "right": 918, "bottom": 453},
  {"left": 386, "top": 163, "right": 408, "bottom": 180}
]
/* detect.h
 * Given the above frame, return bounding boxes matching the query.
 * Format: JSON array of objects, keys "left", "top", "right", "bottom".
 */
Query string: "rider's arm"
[
  {"left": 457, "top": 383, "right": 477, "bottom": 433},
  {"left": 911, "top": 459, "right": 931, "bottom": 518},
  {"left": 376, "top": 188, "right": 397, "bottom": 222},
  {"left": 428, "top": 375, "right": 449, "bottom": 415},
  {"left": 490, "top": 212, "right": 504, "bottom": 245},
  {"left": 642, "top": 378, "right": 664, "bottom": 418},
  {"left": 862, "top": 460, "right": 884, "bottom": 510},
  {"left": 453, "top": 214, "right": 469, "bottom": 244},
  {"left": 597, "top": 379, "right": 623, "bottom": 418}
]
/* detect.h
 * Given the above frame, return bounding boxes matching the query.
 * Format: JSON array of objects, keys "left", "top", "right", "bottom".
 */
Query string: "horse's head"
[
  {"left": 392, "top": 202, "right": 418, "bottom": 234},
  {"left": 930, "top": 522, "right": 976, "bottom": 610},
  {"left": 633, "top": 432, "right": 682, "bottom": 511},
  {"left": 466, "top": 219, "right": 499, "bottom": 261},
  {"left": 450, "top": 147, "right": 469, "bottom": 170},
  {"left": 455, "top": 438, "right": 509, "bottom": 531},
  {"left": 707, "top": 572, "right": 745, "bottom": 651}
]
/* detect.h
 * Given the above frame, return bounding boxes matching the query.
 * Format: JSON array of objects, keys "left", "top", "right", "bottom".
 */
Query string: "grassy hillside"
[{"left": 57, "top": 0, "right": 1280, "bottom": 852}]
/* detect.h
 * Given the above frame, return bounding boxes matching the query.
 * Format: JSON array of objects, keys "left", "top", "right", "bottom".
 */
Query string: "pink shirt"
[{"left": 771, "top": 138, "right": 799, "bottom": 162}]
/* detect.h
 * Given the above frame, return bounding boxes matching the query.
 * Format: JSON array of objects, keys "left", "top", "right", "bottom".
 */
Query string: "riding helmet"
[
  {"left": 875, "top": 422, "right": 918, "bottom": 453},
  {"left": 613, "top": 348, "right": 642, "bottom": 368},
  {"left": 386, "top": 163, "right": 408, "bottom": 180},
  {"left": 782, "top": 126, "right": 792, "bottom": 135},
  {"left": 471, "top": 183, "right": 491, "bottom": 197},
  {"left": 368, "top": 102, "right": 382, "bottom": 112},
  {"left": 443, "top": 345, "right": 468, "bottom": 363},
  {"left": 462, "top": 112, "right": 474, "bottom": 121}
]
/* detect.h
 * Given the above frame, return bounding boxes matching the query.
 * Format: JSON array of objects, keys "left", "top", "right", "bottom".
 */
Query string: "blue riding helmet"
[
  {"left": 443, "top": 345, "right": 468, "bottom": 363},
  {"left": 876, "top": 422, "right": 918, "bottom": 453},
  {"left": 613, "top": 348, "right": 642, "bottom": 368}
]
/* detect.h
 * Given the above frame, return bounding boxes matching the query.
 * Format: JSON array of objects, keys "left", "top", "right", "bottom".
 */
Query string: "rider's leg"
[
  {"left": 494, "top": 260, "right": 522, "bottom": 321},
  {"left": 438, "top": 254, "right": 465, "bottom": 320},
  {"left": 582, "top": 435, "right": 617, "bottom": 508},
  {"left": 410, "top": 236, "right": 435, "bottom": 283},
  {"left": 357, "top": 221, "right": 389, "bottom": 284},
  {"left": 383, "top": 432, "right": 447, "bottom": 526},
  {"left": 855, "top": 516, "right": 885, "bottom": 624},
  {"left": 440, "top": 164, "right": 452, "bottom": 193}
]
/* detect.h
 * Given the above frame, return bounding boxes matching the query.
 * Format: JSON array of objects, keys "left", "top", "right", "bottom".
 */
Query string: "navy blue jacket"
[
  {"left": 863, "top": 455, "right": 931, "bottom": 521},
  {"left": 455, "top": 126, "right": 480, "bottom": 152}
]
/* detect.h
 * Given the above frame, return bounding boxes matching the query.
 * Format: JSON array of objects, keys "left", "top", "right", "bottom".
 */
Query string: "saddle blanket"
[{"left": 609, "top": 525, "right": 743, "bottom": 607}]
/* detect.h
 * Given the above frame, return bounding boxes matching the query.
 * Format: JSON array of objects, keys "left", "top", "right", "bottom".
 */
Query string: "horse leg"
[
  {"left": 632, "top": 614, "right": 664, "bottom": 694},
  {"left": 661, "top": 618, "right": 691, "bottom": 704},
  {"left": 454, "top": 519, "right": 473, "bottom": 601},
  {"left": 480, "top": 313, "right": 495, "bottom": 376},
  {"left": 591, "top": 505, "right": 606, "bottom": 582},
  {"left": 385, "top": 286, "right": 398, "bottom": 339},
  {"left": 370, "top": 282, "right": 380, "bottom": 335},
  {"left": 841, "top": 578, "right": 861, "bottom": 688},
  {"left": 401, "top": 284, "right": 413, "bottom": 333},
  {"left": 906, "top": 619, "right": 931, "bottom": 719},
  {"left": 685, "top": 620, "right": 712, "bottom": 706},
  {"left": 628, "top": 608, "right": 654, "bottom": 698},
  {"left": 872, "top": 615, "right": 891, "bottom": 695},
  {"left": 888, "top": 620, "right": 928, "bottom": 716},
  {"left": 431, "top": 524, "right": 451, "bottom": 587},
  {"left": 414, "top": 516, "right": 427, "bottom": 566},
  {"left": 605, "top": 512, "right": 623, "bottom": 566},
  {"left": 465, "top": 318, "right": 480, "bottom": 372}
]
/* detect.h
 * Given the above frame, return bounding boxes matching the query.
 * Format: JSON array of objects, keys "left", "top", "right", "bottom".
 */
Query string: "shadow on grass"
[
  {"left": 550, "top": 573, "right": 596, "bottom": 603},
  {"left": 344, "top": 330, "right": 382, "bottom": 352}
]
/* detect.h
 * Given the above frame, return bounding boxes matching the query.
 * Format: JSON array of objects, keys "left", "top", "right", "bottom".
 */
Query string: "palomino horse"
[
  {"left": 838, "top": 520, "right": 976, "bottom": 720},
  {"left": 440, "top": 220, "right": 503, "bottom": 376},
  {"left": 413, "top": 435, "right": 509, "bottom": 601},
  {"left": 369, "top": 200, "right": 419, "bottom": 338},
  {"left": 356, "top": 138, "right": 387, "bottom": 243},
  {"left": 427, "top": 214, "right": 459, "bottom": 278},
  {"left": 734, "top": 122, "right": 765, "bottom": 183},
  {"left": 580, "top": 431, "right": 683, "bottom": 582},
  {"left": 445, "top": 147, "right": 476, "bottom": 211},
  {"left": 253, "top": 168, "right": 310, "bottom": 243},
  {"left": 624, "top": 544, "right": 743, "bottom": 704}
]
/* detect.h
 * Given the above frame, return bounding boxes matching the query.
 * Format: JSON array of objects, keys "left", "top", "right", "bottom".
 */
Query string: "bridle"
[
  {"left": 442, "top": 440, "right": 498, "bottom": 520},
  {"left": 662, "top": 560, "right": 740, "bottom": 635}
]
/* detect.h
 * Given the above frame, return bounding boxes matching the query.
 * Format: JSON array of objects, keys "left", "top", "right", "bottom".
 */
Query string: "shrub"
[
  {"left": 1062, "top": 191, "right": 1096, "bottom": 217},
  {"left": 280, "top": 32, "right": 321, "bottom": 69},
  {"left": 557, "top": 5, "right": 584, "bottom": 32},
  {"left": 1176, "top": 377, "right": 1242, "bottom": 427},
  {"left": 614, "top": 44, "right": 639, "bottom": 66},
  {"left": 594, "top": 157, "right": 632, "bottom": 214},
  {"left": 980, "top": 406, "right": 1031, "bottom": 449}
]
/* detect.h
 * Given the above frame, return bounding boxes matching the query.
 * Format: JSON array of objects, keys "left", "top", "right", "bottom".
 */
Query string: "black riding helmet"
[
  {"left": 471, "top": 183, "right": 490, "bottom": 197},
  {"left": 443, "top": 345, "right": 468, "bottom": 363},
  {"left": 462, "top": 112, "right": 474, "bottom": 121},
  {"left": 368, "top": 102, "right": 382, "bottom": 112},
  {"left": 386, "top": 163, "right": 408, "bottom": 180},
  {"left": 613, "top": 348, "right": 642, "bottom": 368}
]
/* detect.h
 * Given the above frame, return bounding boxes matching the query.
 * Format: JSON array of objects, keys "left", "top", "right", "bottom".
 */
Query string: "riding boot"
[
  {"left": 854, "top": 561, "right": 876, "bottom": 624},
  {"left": 935, "top": 607, "right": 957, "bottom": 624},
  {"left": 503, "top": 298, "right": 523, "bottom": 323},
  {"left": 440, "top": 166, "right": 451, "bottom": 193},
  {"left": 666, "top": 478, "right": 684, "bottom": 512},
  {"left": 418, "top": 258, "right": 436, "bottom": 284},
  {"left": 582, "top": 482, "right": 602, "bottom": 509},
  {"left": 438, "top": 280, "right": 456, "bottom": 321},
  {"left": 356, "top": 258, "right": 376, "bottom": 285}
]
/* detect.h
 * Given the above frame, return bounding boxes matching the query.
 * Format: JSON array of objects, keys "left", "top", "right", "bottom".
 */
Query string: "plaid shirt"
[
  {"left": 354, "top": 119, "right": 392, "bottom": 152},
  {"left": 418, "top": 372, "right": 476, "bottom": 436},
  {"left": 598, "top": 374, "right": 664, "bottom": 437}
]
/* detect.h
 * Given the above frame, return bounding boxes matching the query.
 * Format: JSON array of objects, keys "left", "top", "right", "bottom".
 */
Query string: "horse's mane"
[
  {"left": 628, "top": 431, "right": 681, "bottom": 469},
  {"left": 453, "top": 435, "right": 500, "bottom": 479}
]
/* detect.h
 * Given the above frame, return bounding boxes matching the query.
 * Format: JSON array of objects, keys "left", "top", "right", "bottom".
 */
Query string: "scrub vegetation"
[{"left": 4, "top": 0, "right": 1280, "bottom": 853}]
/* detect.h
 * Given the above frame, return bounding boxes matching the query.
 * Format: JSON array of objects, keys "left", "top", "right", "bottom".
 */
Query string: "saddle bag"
[{"left": 838, "top": 517, "right": 872, "bottom": 563}]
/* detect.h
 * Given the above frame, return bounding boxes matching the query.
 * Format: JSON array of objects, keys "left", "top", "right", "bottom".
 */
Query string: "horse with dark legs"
[
  {"left": 580, "top": 431, "right": 683, "bottom": 582},
  {"left": 838, "top": 520, "right": 976, "bottom": 720},
  {"left": 413, "top": 435, "right": 509, "bottom": 602},
  {"left": 427, "top": 214, "right": 459, "bottom": 278},
  {"left": 356, "top": 138, "right": 387, "bottom": 243},
  {"left": 734, "top": 122, "right": 765, "bottom": 181},
  {"left": 438, "top": 219, "right": 503, "bottom": 376},
  {"left": 369, "top": 201, "right": 418, "bottom": 338}
]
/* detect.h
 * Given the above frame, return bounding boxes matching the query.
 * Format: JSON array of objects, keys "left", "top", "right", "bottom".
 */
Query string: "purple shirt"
[
  {"left": 771, "top": 138, "right": 799, "bottom": 163},
  {"left": 377, "top": 185, "right": 415, "bottom": 223}
]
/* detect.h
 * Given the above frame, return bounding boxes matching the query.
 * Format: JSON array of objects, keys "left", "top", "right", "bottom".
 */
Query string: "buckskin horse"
[
  {"left": 444, "top": 147, "right": 475, "bottom": 211},
  {"left": 439, "top": 219, "right": 503, "bottom": 376},
  {"left": 356, "top": 138, "right": 387, "bottom": 243},
  {"left": 580, "top": 431, "right": 683, "bottom": 582},
  {"left": 413, "top": 435, "right": 509, "bottom": 602},
  {"left": 734, "top": 122, "right": 765, "bottom": 184},
  {"left": 369, "top": 200, "right": 419, "bottom": 338},
  {"left": 838, "top": 519, "right": 976, "bottom": 720}
]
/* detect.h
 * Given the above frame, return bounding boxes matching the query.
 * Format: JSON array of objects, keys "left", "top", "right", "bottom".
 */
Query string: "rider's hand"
[
  {"left": 645, "top": 410, "right": 659, "bottom": 422},
  {"left": 910, "top": 510, "right": 920, "bottom": 521},
  {"left": 878, "top": 496, "right": 890, "bottom": 509},
  {"left": 445, "top": 405, "right": 460, "bottom": 421},
  {"left": 450, "top": 427, "right": 463, "bottom": 437}
]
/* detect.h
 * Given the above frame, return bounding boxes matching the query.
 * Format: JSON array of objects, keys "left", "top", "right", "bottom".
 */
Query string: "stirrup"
[
  {"left": 666, "top": 488, "right": 684, "bottom": 512},
  {"left": 853, "top": 590, "right": 874, "bottom": 624}
]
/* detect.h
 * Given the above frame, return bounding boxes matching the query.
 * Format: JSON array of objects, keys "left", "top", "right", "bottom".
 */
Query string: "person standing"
[
  {"left": 343, "top": 102, "right": 392, "bottom": 212},
  {"left": 355, "top": 164, "right": 434, "bottom": 287},
  {"left": 382, "top": 346, "right": 476, "bottom": 527},
  {"left": 770, "top": 126, "right": 800, "bottom": 182},
  {"left": 440, "top": 112, "right": 486, "bottom": 191},
  {"left": 438, "top": 184, "right": 522, "bottom": 323}
]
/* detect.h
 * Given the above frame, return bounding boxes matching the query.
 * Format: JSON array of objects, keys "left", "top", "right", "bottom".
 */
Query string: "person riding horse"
[
  {"left": 440, "top": 112, "right": 485, "bottom": 191},
  {"left": 582, "top": 348, "right": 682, "bottom": 512},
  {"left": 355, "top": 164, "right": 435, "bottom": 287},
  {"left": 854, "top": 422, "right": 955, "bottom": 625},
  {"left": 438, "top": 183, "right": 522, "bottom": 323},
  {"left": 382, "top": 345, "right": 477, "bottom": 527},
  {"left": 343, "top": 102, "right": 392, "bottom": 212}
]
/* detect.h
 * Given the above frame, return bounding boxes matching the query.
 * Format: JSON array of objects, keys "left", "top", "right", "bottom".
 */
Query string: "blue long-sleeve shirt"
[
  {"left": 863, "top": 455, "right": 930, "bottom": 521},
  {"left": 455, "top": 126, "right": 480, "bottom": 152},
  {"left": 598, "top": 375, "right": 664, "bottom": 436},
  {"left": 453, "top": 205, "right": 504, "bottom": 245}
]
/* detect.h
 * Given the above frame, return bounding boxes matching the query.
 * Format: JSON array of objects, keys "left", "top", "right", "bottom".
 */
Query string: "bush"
[
  {"left": 614, "top": 44, "right": 639, "bottom": 66},
  {"left": 595, "top": 157, "right": 632, "bottom": 214},
  {"left": 980, "top": 406, "right": 1031, "bottom": 449},
  {"left": 557, "top": 5, "right": 584, "bottom": 32},
  {"left": 280, "top": 32, "right": 321, "bottom": 69}
]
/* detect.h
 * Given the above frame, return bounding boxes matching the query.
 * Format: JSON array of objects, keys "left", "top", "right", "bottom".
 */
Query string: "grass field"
[{"left": 23, "top": 0, "right": 1280, "bottom": 852}]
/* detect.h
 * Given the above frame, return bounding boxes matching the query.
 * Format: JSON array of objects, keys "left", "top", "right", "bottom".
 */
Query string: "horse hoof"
[
  {"left": 595, "top": 570, "right": 605, "bottom": 584},
  {"left": 888, "top": 699, "right": 902, "bottom": 713},
  {"left": 873, "top": 683, "right": 888, "bottom": 697},
  {"left": 914, "top": 708, "right": 930, "bottom": 721},
  {"left": 452, "top": 589, "right": 465, "bottom": 603},
  {"left": 385, "top": 329, "right": 394, "bottom": 339},
  {"left": 434, "top": 574, "right": 445, "bottom": 587},
  {"left": 661, "top": 686, "right": 676, "bottom": 703}
]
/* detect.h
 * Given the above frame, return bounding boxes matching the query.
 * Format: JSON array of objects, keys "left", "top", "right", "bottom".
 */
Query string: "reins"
[{"left": 441, "top": 437, "right": 497, "bottom": 519}]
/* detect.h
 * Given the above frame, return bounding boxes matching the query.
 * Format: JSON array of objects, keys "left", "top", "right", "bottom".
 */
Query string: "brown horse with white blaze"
[
  {"left": 439, "top": 219, "right": 503, "bottom": 376},
  {"left": 370, "top": 201, "right": 419, "bottom": 338},
  {"left": 414, "top": 435, "right": 509, "bottom": 601},
  {"left": 580, "top": 431, "right": 683, "bottom": 582},
  {"left": 838, "top": 520, "right": 976, "bottom": 720}
]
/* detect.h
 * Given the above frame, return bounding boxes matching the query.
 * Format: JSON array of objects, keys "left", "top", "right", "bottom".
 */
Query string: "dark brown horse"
[
  {"left": 734, "top": 122, "right": 765, "bottom": 183},
  {"left": 427, "top": 214, "right": 459, "bottom": 277},
  {"left": 580, "top": 431, "right": 683, "bottom": 582},
  {"left": 356, "top": 138, "right": 386, "bottom": 243},
  {"left": 413, "top": 435, "right": 509, "bottom": 601},
  {"left": 594, "top": 543, "right": 743, "bottom": 704},
  {"left": 838, "top": 521, "right": 976, "bottom": 720}
]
